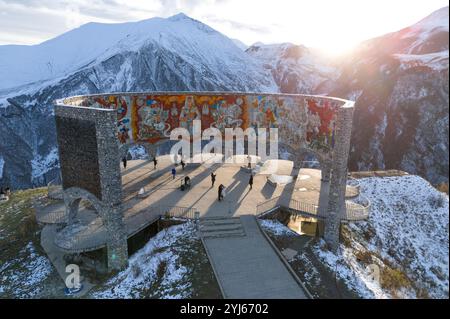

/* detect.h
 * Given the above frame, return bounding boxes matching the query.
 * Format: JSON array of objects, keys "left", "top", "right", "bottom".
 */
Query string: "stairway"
[{"left": 199, "top": 217, "right": 246, "bottom": 238}]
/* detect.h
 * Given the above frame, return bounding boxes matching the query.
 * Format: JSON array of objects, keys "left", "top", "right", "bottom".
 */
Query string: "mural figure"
[{"left": 179, "top": 96, "right": 201, "bottom": 133}]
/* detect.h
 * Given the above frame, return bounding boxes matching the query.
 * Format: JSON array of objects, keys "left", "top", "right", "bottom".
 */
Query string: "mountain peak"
[
  {"left": 413, "top": 6, "right": 449, "bottom": 31},
  {"left": 167, "top": 12, "right": 191, "bottom": 21}
]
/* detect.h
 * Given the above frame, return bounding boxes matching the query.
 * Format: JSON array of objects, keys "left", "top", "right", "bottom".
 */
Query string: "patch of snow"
[
  {"left": 127, "top": 145, "right": 149, "bottom": 160},
  {"left": 312, "top": 175, "right": 448, "bottom": 299},
  {"left": 92, "top": 222, "right": 195, "bottom": 299},
  {"left": 260, "top": 219, "right": 297, "bottom": 237},
  {"left": 0, "top": 242, "right": 53, "bottom": 298},
  {"left": 394, "top": 51, "right": 449, "bottom": 71},
  {"left": 352, "top": 175, "right": 449, "bottom": 298},
  {"left": 31, "top": 148, "right": 59, "bottom": 180},
  {"left": 0, "top": 156, "right": 4, "bottom": 179},
  {"left": 313, "top": 240, "right": 388, "bottom": 299}
]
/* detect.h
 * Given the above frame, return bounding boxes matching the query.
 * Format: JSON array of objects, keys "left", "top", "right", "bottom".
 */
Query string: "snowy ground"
[
  {"left": 260, "top": 219, "right": 298, "bottom": 237},
  {"left": 90, "top": 221, "right": 220, "bottom": 299},
  {"left": 315, "top": 175, "right": 449, "bottom": 299},
  {"left": 0, "top": 241, "right": 55, "bottom": 298},
  {"left": 0, "top": 188, "right": 63, "bottom": 298},
  {"left": 0, "top": 189, "right": 219, "bottom": 299}
]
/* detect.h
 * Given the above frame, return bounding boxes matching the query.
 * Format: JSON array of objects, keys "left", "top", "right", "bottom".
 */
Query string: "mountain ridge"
[{"left": 0, "top": 7, "right": 448, "bottom": 189}]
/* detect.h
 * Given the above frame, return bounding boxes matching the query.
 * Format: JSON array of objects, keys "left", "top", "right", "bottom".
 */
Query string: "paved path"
[{"left": 201, "top": 215, "right": 308, "bottom": 299}]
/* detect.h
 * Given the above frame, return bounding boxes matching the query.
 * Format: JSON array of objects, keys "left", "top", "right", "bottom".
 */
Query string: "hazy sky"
[{"left": 0, "top": 0, "right": 448, "bottom": 54}]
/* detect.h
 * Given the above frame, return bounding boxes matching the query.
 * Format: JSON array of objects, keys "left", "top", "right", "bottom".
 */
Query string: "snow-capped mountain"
[
  {"left": 0, "top": 7, "right": 448, "bottom": 189},
  {"left": 0, "top": 13, "right": 277, "bottom": 188},
  {"left": 331, "top": 6, "right": 449, "bottom": 185},
  {"left": 246, "top": 42, "right": 339, "bottom": 94},
  {"left": 246, "top": 7, "right": 449, "bottom": 185}
]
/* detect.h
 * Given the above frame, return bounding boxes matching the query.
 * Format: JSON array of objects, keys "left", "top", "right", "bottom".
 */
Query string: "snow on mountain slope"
[
  {"left": 246, "top": 42, "right": 338, "bottom": 94},
  {"left": 357, "top": 6, "right": 449, "bottom": 56},
  {"left": 0, "top": 13, "right": 275, "bottom": 93},
  {"left": 401, "top": 6, "right": 449, "bottom": 54},
  {"left": 330, "top": 7, "right": 449, "bottom": 185},
  {"left": 0, "top": 13, "right": 277, "bottom": 189},
  {"left": 315, "top": 174, "right": 448, "bottom": 298},
  {"left": 394, "top": 51, "right": 449, "bottom": 71}
]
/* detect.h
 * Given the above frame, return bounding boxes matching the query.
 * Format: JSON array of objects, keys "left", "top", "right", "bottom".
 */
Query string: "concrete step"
[
  {"left": 201, "top": 229, "right": 246, "bottom": 239},
  {"left": 199, "top": 218, "right": 242, "bottom": 227},
  {"left": 200, "top": 216, "right": 241, "bottom": 221},
  {"left": 199, "top": 223, "right": 243, "bottom": 232}
]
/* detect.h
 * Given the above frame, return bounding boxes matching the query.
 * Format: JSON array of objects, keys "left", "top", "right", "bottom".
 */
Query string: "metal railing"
[
  {"left": 53, "top": 204, "right": 199, "bottom": 252},
  {"left": 344, "top": 196, "right": 370, "bottom": 221},
  {"left": 256, "top": 195, "right": 370, "bottom": 221},
  {"left": 47, "top": 179, "right": 63, "bottom": 200},
  {"left": 256, "top": 196, "right": 322, "bottom": 219},
  {"left": 36, "top": 210, "right": 68, "bottom": 224},
  {"left": 346, "top": 177, "right": 361, "bottom": 198},
  {"left": 160, "top": 205, "right": 198, "bottom": 219}
]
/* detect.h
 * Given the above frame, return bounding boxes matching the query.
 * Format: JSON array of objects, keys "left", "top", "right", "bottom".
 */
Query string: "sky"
[{"left": 0, "top": 0, "right": 448, "bottom": 54}]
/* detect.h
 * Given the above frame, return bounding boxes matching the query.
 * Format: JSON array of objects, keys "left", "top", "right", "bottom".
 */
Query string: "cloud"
[{"left": 206, "top": 16, "right": 272, "bottom": 34}]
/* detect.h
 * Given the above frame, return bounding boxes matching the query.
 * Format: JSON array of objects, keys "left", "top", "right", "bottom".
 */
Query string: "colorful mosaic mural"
[{"left": 70, "top": 93, "right": 344, "bottom": 153}]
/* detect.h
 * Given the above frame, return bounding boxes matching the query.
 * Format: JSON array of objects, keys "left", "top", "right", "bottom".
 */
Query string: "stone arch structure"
[
  {"left": 62, "top": 187, "right": 127, "bottom": 269},
  {"left": 55, "top": 92, "right": 355, "bottom": 254},
  {"left": 64, "top": 187, "right": 105, "bottom": 222}
]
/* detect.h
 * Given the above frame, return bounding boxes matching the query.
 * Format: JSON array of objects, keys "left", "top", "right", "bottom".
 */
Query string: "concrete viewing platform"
[{"left": 39, "top": 155, "right": 366, "bottom": 253}]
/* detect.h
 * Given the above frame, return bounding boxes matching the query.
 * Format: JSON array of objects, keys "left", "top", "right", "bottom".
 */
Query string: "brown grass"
[
  {"left": 354, "top": 249, "right": 373, "bottom": 266},
  {"left": 436, "top": 182, "right": 449, "bottom": 194},
  {"left": 380, "top": 266, "right": 411, "bottom": 295}
]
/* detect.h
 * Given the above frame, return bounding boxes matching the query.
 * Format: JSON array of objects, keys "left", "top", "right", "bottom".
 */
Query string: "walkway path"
[{"left": 200, "top": 215, "right": 308, "bottom": 299}]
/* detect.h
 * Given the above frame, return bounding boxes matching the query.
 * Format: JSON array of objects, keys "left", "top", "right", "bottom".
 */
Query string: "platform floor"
[
  {"left": 47, "top": 155, "right": 359, "bottom": 252},
  {"left": 121, "top": 155, "right": 328, "bottom": 218}
]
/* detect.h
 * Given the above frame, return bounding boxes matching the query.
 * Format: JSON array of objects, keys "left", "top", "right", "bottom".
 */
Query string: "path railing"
[
  {"left": 53, "top": 204, "right": 198, "bottom": 252},
  {"left": 47, "top": 179, "right": 63, "bottom": 200},
  {"left": 160, "top": 205, "right": 198, "bottom": 219},
  {"left": 36, "top": 209, "right": 68, "bottom": 224},
  {"left": 344, "top": 196, "right": 371, "bottom": 221},
  {"left": 256, "top": 196, "right": 322, "bottom": 219},
  {"left": 345, "top": 176, "right": 361, "bottom": 198},
  {"left": 256, "top": 195, "right": 370, "bottom": 221}
]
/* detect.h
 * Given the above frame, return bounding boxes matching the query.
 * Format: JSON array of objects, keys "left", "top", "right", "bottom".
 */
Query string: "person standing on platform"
[
  {"left": 171, "top": 166, "right": 176, "bottom": 180},
  {"left": 153, "top": 157, "right": 158, "bottom": 170},
  {"left": 122, "top": 157, "right": 127, "bottom": 169},
  {"left": 218, "top": 184, "right": 224, "bottom": 201},
  {"left": 249, "top": 174, "right": 254, "bottom": 190},
  {"left": 211, "top": 172, "right": 216, "bottom": 187}
]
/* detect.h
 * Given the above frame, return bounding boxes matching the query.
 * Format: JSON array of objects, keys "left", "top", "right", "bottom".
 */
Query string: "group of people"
[
  {"left": 122, "top": 156, "right": 159, "bottom": 170},
  {"left": 123, "top": 154, "right": 255, "bottom": 200}
]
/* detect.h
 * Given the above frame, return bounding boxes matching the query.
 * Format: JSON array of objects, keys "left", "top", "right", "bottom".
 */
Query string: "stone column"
[
  {"left": 321, "top": 161, "right": 332, "bottom": 182},
  {"left": 318, "top": 161, "right": 331, "bottom": 217},
  {"left": 104, "top": 206, "right": 128, "bottom": 270},
  {"left": 324, "top": 107, "right": 354, "bottom": 251}
]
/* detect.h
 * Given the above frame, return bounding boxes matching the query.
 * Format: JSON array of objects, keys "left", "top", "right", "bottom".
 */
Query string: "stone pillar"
[
  {"left": 318, "top": 164, "right": 331, "bottom": 217},
  {"left": 324, "top": 107, "right": 354, "bottom": 251},
  {"left": 104, "top": 206, "right": 128, "bottom": 270},
  {"left": 321, "top": 161, "right": 332, "bottom": 182}
]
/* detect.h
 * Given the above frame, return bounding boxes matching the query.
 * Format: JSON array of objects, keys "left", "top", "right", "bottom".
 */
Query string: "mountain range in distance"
[{"left": 0, "top": 7, "right": 448, "bottom": 190}]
